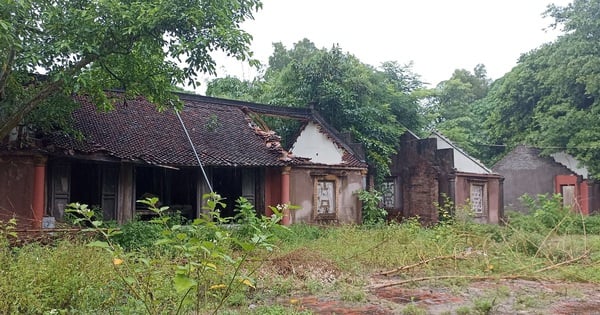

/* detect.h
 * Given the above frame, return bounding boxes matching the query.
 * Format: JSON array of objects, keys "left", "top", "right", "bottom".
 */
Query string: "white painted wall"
[
  {"left": 290, "top": 122, "right": 344, "bottom": 165},
  {"left": 551, "top": 152, "right": 589, "bottom": 179},
  {"left": 433, "top": 134, "right": 492, "bottom": 174}
]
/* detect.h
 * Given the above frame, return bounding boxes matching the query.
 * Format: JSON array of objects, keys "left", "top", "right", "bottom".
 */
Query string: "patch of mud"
[
  {"left": 375, "top": 287, "right": 464, "bottom": 306},
  {"left": 295, "top": 296, "right": 393, "bottom": 315}
]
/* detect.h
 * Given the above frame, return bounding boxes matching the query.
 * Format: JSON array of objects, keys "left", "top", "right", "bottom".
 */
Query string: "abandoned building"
[
  {"left": 0, "top": 93, "right": 368, "bottom": 228},
  {"left": 383, "top": 131, "right": 504, "bottom": 224},
  {"left": 493, "top": 145, "right": 600, "bottom": 214}
]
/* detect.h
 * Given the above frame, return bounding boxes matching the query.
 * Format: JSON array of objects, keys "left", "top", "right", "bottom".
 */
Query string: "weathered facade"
[
  {"left": 383, "top": 131, "right": 503, "bottom": 224},
  {"left": 0, "top": 93, "right": 368, "bottom": 228},
  {"left": 287, "top": 121, "right": 367, "bottom": 224},
  {"left": 493, "top": 145, "right": 600, "bottom": 214}
]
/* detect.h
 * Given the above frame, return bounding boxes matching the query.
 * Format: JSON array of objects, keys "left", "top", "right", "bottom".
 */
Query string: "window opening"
[
  {"left": 561, "top": 185, "right": 576, "bottom": 209},
  {"left": 470, "top": 183, "right": 485, "bottom": 214},
  {"left": 381, "top": 180, "right": 395, "bottom": 208},
  {"left": 317, "top": 180, "right": 336, "bottom": 215}
]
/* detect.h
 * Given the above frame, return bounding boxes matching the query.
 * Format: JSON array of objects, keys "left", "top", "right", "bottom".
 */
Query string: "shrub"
[
  {"left": 584, "top": 214, "right": 600, "bottom": 234},
  {"left": 356, "top": 189, "right": 388, "bottom": 225},
  {"left": 507, "top": 194, "right": 585, "bottom": 234},
  {"left": 65, "top": 193, "right": 286, "bottom": 314},
  {"left": 112, "top": 220, "right": 163, "bottom": 250}
]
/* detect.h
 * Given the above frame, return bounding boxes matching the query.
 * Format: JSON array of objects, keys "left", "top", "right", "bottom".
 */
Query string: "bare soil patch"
[{"left": 263, "top": 248, "right": 600, "bottom": 314}]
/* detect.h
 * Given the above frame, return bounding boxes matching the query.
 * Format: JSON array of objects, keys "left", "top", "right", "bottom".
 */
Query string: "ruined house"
[
  {"left": 383, "top": 131, "right": 504, "bottom": 224},
  {"left": 493, "top": 145, "right": 600, "bottom": 214},
  {"left": 0, "top": 93, "right": 368, "bottom": 228}
]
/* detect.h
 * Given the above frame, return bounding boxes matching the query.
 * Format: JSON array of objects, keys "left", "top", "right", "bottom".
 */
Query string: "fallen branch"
[
  {"left": 372, "top": 274, "right": 532, "bottom": 290},
  {"left": 533, "top": 251, "right": 589, "bottom": 273},
  {"left": 377, "top": 252, "right": 472, "bottom": 276},
  {"left": 373, "top": 252, "right": 590, "bottom": 290}
]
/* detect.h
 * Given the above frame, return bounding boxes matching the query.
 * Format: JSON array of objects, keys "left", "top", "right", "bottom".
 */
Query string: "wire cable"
[{"left": 175, "top": 109, "right": 214, "bottom": 193}]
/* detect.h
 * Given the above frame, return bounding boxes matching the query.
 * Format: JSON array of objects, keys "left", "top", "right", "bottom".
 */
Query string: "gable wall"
[
  {"left": 290, "top": 122, "right": 344, "bottom": 165},
  {"left": 434, "top": 135, "right": 491, "bottom": 174}
]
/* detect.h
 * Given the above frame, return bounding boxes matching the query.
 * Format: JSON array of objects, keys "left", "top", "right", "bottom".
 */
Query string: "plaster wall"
[
  {"left": 0, "top": 155, "right": 36, "bottom": 227},
  {"left": 289, "top": 168, "right": 314, "bottom": 223},
  {"left": 289, "top": 167, "right": 363, "bottom": 224},
  {"left": 493, "top": 146, "right": 577, "bottom": 213},
  {"left": 455, "top": 175, "right": 502, "bottom": 224},
  {"left": 290, "top": 122, "right": 344, "bottom": 165},
  {"left": 434, "top": 136, "right": 491, "bottom": 174}
]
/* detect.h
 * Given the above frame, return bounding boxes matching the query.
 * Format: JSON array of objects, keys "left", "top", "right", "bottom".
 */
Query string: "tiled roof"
[{"left": 49, "top": 94, "right": 290, "bottom": 167}]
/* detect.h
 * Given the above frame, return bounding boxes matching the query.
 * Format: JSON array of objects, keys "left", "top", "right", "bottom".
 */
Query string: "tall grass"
[{"left": 1, "top": 193, "right": 599, "bottom": 313}]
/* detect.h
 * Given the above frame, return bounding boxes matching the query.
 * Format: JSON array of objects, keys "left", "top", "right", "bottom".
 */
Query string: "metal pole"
[{"left": 175, "top": 109, "right": 213, "bottom": 193}]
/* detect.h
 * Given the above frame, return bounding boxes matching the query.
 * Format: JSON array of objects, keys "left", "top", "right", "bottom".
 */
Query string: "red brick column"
[
  {"left": 32, "top": 157, "right": 47, "bottom": 228},
  {"left": 281, "top": 166, "right": 291, "bottom": 225}
]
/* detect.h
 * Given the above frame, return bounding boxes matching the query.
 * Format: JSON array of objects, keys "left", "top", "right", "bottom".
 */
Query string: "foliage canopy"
[
  {"left": 207, "top": 39, "right": 424, "bottom": 180},
  {"left": 483, "top": 0, "right": 600, "bottom": 177},
  {"left": 0, "top": 0, "right": 262, "bottom": 138}
]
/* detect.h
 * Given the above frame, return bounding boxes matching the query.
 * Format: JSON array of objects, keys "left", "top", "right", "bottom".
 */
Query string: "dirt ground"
[
  {"left": 288, "top": 276, "right": 600, "bottom": 314},
  {"left": 263, "top": 249, "right": 600, "bottom": 314}
]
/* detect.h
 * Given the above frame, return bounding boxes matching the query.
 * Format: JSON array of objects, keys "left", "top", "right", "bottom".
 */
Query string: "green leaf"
[
  {"left": 123, "top": 276, "right": 136, "bottom": 285},
  {"left": 173, "top": 274, "right": 197, "bottom": 294},
  {"left": 86, "top": 241, "right": 111, "bottom": 250}
]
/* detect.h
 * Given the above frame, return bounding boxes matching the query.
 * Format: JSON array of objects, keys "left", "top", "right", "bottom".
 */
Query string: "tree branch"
[
  {"left": 0, "top": 48, "right": 16, "bottom": 100},
  {"left": 0, "top": 55, "right": 97, "bottom": 139}
]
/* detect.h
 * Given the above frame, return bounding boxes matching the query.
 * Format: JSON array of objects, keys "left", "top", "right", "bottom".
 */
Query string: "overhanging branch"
[{"left": 0, "top": 55, "right": 97, "bottom": 139}]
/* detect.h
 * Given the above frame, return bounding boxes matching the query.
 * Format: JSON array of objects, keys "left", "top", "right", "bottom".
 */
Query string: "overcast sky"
[{"left": 198, "top": 0, "right": 571, "bottom": 92}]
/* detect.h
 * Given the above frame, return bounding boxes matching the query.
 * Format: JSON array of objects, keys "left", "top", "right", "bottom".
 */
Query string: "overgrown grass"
[{"left": 1, "top": 193, "right": 600, "bottom": 313}]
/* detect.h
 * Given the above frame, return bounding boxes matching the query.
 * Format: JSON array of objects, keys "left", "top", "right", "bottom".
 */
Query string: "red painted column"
[
  {"left": 32, "top": 157, "right": 47, "bottom": 228},
  {"left": 281, "top": 166, "right": 291, "bottom": 225}
]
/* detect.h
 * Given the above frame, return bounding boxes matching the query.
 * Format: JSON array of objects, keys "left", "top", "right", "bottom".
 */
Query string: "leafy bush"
[
  {"left": 356, "top": 189, "right": 388, "bottom": 225},
  {"left": 112, "top": 220, "right": 163, "bottom": 250},
  {"left": 584, "top": 214, "right": 600, "bottom": 234},
  {"left": 65, "top": 193, "right": 286, "bottom": 314},
  {"left": 508, "top": 194, "right": 585, "bottom": 234}
]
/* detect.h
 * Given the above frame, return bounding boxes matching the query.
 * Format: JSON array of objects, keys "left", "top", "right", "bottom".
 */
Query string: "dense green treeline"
[{"left": 207, "top": 0, "right": 600, "bottom": 179}]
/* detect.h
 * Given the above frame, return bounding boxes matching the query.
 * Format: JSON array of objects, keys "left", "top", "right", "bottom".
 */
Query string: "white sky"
[{"left": 198, "top": 0, "right": 571, "bottom": 93}]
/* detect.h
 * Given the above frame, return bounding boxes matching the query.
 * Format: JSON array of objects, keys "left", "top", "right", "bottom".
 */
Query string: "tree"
[
  {"left": 207, "top": 39, "right": 424, "bottom": 180},
  {"left": 423, "top": 65, "right": 492, "bottom": 159},
  {"left": 484, "top": 0, "right": 600, "bottom": 177},
  {"left": 0, "top": 0, "right": 262, "bottom": 138}
]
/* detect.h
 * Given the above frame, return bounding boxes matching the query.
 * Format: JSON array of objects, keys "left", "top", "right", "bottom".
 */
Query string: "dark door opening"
[
  {"left": 70, "top": 162, "right": 101, "bottom": 210},
  {"left": 212, "top": 168, "right": 243, "bottom": 218},
  {"left": 134, "top": 166, "right": 196, "bottom": 219}
]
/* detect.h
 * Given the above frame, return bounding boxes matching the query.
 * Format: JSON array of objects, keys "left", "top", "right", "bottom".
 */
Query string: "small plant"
[
  {"left": 402, "top": 303, "right": 427, "bottom": 315},
  {"left": 339, "top": 284, "right": 366, "bottom": 302},
  {"left": 65, "top": 193, "right": 286, "bottom": 314},
  {"left": 473, "top": 297, "right": 495, "bottom": 315},
  {"left": 64, "top": 203, "right": 104, "bottom": 227},
  {"left": 0, "top": 218, "right": 17, "bottom": 247},
  {"left": 436, "top": 194, "right": 455, "bottom": 225},
  {"left": 356, "top": 189, "right": 388, "bottom": 225},
  {"left": 455, "top": 306, "right": 474, "bottom": 315}
]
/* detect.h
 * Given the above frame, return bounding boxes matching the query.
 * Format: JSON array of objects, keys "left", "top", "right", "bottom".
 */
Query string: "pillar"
[
  {"left": 281, "top": 166, "right": 291, "bottom": 225},
  {"left": 447, "top": 173, "right": 456, "bottom": 216},
  {"left": 32, "top": 157, "right": 47, "bottom": 229}
]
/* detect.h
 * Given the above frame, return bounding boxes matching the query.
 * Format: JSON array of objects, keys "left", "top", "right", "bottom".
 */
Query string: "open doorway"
[
  {"left": 134, "top": 166, "right": 196, "bottom": 219},
  {"left": 212, "top": 168, "right": 243, "bottom": 218}
]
